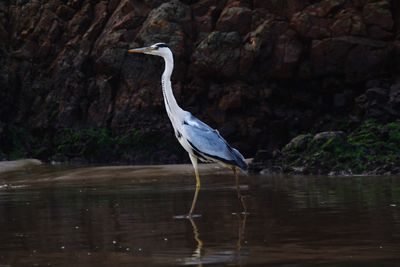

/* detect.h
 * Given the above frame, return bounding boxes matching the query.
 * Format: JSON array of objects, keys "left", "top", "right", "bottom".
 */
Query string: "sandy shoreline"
[
  {"left": 0, "top": 159, "right": 251, "bottom": 185},
  {"left": 0, "top": 159, "right": 43, "bottom": 173}
]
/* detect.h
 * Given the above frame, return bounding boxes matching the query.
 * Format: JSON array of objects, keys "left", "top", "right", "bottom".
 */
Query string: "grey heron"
[{"left": 128, "top": 43, "right": 248, "bottom": 217}]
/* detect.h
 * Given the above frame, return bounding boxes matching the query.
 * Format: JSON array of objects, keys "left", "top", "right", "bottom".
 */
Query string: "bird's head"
[{"left": 128, "top": 43, "right": 171, "bottom": 57}]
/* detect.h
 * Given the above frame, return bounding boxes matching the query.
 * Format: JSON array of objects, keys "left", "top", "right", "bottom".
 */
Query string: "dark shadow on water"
[{"left": 0, "top": 165, "right": 400, "bottom": 266}]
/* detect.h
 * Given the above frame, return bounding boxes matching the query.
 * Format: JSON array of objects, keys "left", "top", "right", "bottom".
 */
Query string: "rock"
[
  {"left": 252, "top": 121, "right": 400, "bottom": 175},
  {"left": 290, "top": 0, "right": 346, "bottom": 39},
  {"left": 307, "top": 0, "right": 346, "bottom": 17},
  {"left": 218, "top": 87, "right": 242, "bottom": 111},
  {"left": 137, "top": 0, "right": 192, "bottom": 57},
  {"left": 389, "top": 83, "right": 400, "bottom": 110},
  {"left": 363, "top": 1, "right": 393, "bottom": 31},
  {"left": 283, "top": 134, "right": 312, "bottom": 153},
  {"left": 272, "top": 30, "right": 303, "bottom": 78},
  {"left": 191, "top": 31, "right": 241, "bottom": 78},
  {"left": 365, "top": 87, "right": 388, "bottom": 102},
  {"left": 311, "top": 37, "right": 353, "bottom": 76},
  {"left": 313, "top": 131, "right": 345, "bottom": 142},
  {"left": 216, "top": 6, "right": 251, "bottom": 35},
  {"left": 249, "top": 148, "right": 282, "bottom": 173},
  {"left": 330, "top": 8, "right": 366, "bottom": 37},
  {"left": 345, "top": 41, "right": 391, "bottom": 83},
  {"left": 253, "top": 149, "right": 274, "bottom": 161},
  {"left": 253, "top": 0, "right": 308, "bottom": 18},
  {"left": 367, "top": 25, "right": 394, "bottom": 40},
  {"left": 192, "top": 1, "right": 220, "bottom": 34},
  {"left": 241, "top": 18, "right": 289, "bottom": 76},
  {"left": 56, "top": 4, "right": 76, "bottom": 20},
  {"left": 86, "top": 77, "right": 115, "bottom": 127},
  {"left": 354, "top": 85, "right": 400, "bottom": 120},
  {"left": 333, "top": 91, "right": 354, "bottom": 109},
  {"left": 291, "top": 12, "right": 332, "bottom": 39},
  {"left": 366, "top": 79, "right": 383, "bottom": 89},
  {"left": 311, "top": 36, "right": 391, "bottom": 81},
  {"left": 94, "top": 0, "right": 145, "bottom": 50},
  {"left": 95, "top": 48, "right": 127, "bottom": 75}
]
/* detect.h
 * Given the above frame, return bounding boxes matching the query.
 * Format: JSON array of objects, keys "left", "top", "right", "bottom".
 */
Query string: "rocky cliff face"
[{"left": 0, "top": 0, "right": 399, "bottom": 163}]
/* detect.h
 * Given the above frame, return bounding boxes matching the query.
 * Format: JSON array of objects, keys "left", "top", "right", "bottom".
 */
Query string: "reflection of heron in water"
[
  {"left": 128, "top": 43, "right": 248, "bottom": 217},
  {"left": 188, "top": 218, "right": 203, "bottom": 259},
  {"left": 184, "top": 214, "right": 249, "bottom": 266}
]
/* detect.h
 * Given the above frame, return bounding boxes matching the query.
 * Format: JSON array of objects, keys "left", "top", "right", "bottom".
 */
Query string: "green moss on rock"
[
  {"left": 1, "top": 126, "right": 184, "bottom": 164},
  {"left": 280, "top": 120, "right": 400, "bottom": 175}
]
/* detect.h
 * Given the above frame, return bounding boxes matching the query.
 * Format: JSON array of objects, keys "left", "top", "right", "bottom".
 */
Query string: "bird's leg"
[
  {"left": 189, "top": 154, "right": 201, "bottom": 217},
  {"left": 233, "top": 167, "right": 247, "bottom": 213}
]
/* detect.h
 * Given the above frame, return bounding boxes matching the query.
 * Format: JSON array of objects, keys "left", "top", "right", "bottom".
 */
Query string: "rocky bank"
[{"left": 0, "top": 0, "right": 399, "bottom": 170}]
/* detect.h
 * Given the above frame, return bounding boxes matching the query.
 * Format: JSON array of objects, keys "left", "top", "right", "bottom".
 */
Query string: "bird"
[{"left": 128, "top": 42, "right": 248, "bottom": 217}]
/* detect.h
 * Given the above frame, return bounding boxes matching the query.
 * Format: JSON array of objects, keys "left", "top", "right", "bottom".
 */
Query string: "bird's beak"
[{"left": 128, "top": 47, "right": 152, "bottom": 54}]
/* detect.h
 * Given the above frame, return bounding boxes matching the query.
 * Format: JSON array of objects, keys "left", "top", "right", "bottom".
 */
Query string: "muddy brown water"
[{"left": 0, "top": 163, "right": 400, "bottom": 266}]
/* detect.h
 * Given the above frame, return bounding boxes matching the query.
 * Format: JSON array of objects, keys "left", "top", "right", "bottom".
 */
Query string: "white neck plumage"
[{"left": 161, "top": 51, "right": 183, "bottom": 121}]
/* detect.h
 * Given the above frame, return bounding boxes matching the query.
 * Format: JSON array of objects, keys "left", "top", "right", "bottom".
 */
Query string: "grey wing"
[{"left": 182, "top": 114, "right": 247, "bottom": 170}]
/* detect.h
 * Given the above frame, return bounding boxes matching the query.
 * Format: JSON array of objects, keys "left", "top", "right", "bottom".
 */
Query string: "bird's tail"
[{"left": 231, "top": 148, "right": 248, "bottom": 172}]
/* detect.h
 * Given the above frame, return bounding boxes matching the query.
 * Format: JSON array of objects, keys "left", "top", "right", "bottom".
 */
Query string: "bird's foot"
[{"left": 173, "top": 214, "right": 202, "bottom": 219}]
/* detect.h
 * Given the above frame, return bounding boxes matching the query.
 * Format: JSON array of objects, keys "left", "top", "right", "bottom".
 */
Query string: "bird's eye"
[{"left": 152, "top": 46, "right": 159, "bottom": 50}]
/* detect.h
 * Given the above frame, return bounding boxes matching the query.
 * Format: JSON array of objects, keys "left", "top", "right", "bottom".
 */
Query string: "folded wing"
[{"left": 182, "top": 114, "right": 247, "bottom": 171}]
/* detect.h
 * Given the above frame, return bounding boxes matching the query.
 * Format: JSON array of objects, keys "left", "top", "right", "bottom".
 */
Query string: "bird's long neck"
[{"left": 161, "top": 52, "right": 182, "bottom": 119}]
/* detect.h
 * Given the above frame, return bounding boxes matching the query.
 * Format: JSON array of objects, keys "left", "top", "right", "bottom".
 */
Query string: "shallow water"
[{"left": 0, "top": 164, "right": 400, "bottom": 266}]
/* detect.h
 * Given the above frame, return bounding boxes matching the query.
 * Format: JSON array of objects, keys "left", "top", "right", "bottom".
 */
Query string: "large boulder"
[
  {"left": 137, "top": 0, "right": 192, "bottom": 57},
  {"left": 272, "top": 30, "right": 303, "bottom": 78},
  {"left": 216, "top": 6, "right": 252, "bottom": 35},
  {"left": 311, "top": 36, "right": 392, "bottom": 82},
  {"left": 191, "top": 31, "right": 242, "bottom": 78},
  {"left": 254, "top": 0, "right": 308, "bottom": 18},
  {"left": 330, "top": 8, "right": 366, "bottom": 37},
  {"left": 363, "top": 0, "right": 394, "bottom": 40},
  {"left": 356, "top": 82, "right": 400, "bottom": 121},
  {"left": 290, "top": 0, "right": 347, "bottom": 39}
]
